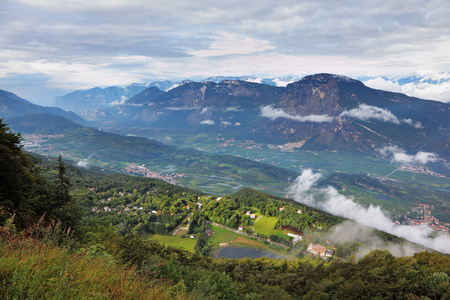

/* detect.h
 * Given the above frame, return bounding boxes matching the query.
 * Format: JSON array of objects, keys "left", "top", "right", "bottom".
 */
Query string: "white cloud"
[
  {"left": 201, "top": 107, "right": 209, "bottom": 114},
  {"left": 260, "top": 105, "right": 334, "bottom": 123},
  {"left": 401, "top": 118, "right": 423, "bottom": 129},
  {"left": 339, "top": 104, "right": 423, "bottom": 128},
  {"left": 224, "top": 106, "right": 242, "bottom": 112},
  {"left": 221, "top": 120, "right": 231, "bottom": 126},
  {"left": 290, "top": 169, "right": 450, "bottom": 255},
  {"left": 340, "top": 104, "right": 401, "bottom": 123},
  {"left": 2, "top": 1, "right": 450, "bottom": 105},
  {"left": 364, "top": 76, "right": 450, "bottom": 103},
  {"left": 77, "top": 159, "right": 90, "bottom": 168},
  {"left": 110, "top": 95, "right": 128, "bottom": 106},
  {"left": 273, "top": 77, "right": 296, "bottom": 87},
  {"left": 188, "top": 32, "right": 275, "bottom": 57},
  {"left": 200, "top": 119, "right": 215, "bottom": 125},
  {"left": 380, "top": 145, "right": 438, "bottom": 164},
  {"left": 363, "top": 77, "right": 403, "bottom": 93},
  {"left": 166, "top": 106, "right": 198, "bottom": 111}
]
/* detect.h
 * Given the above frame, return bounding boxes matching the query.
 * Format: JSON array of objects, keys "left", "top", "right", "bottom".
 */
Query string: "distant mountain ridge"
[
  {"left": 54, "top": 81, "right": 176, "bottom": 115},
  {"left": 53, "top": 76, "right": 299, "bottom": 117},
  {"left": 0, "top": 89, "right": 86, "bottom": 125},
  {"left": 85, "top": 73, "right": 450, "bottom": 160}
]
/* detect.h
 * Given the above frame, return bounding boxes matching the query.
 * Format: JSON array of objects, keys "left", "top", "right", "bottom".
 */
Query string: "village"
[
  {"left": 398, "top": 164, "right": 446, "bottom": 178},
  {"left": 122, "top": 163, "right": 185, "bottom": 186},
  {"left": 21, "top": 134, "right": 64, "bottom": 154},
  {"left": 399, "top": 203, "right": 450, "bottom": 233}
]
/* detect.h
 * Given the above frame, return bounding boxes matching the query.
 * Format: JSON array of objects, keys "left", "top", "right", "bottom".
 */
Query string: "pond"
[{"left": 216, "top": 246, "right": 283, "bottom": 259}]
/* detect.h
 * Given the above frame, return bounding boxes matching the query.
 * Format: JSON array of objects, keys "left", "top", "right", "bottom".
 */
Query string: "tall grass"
[{"left": 0, "top": 217, "right": 181, "bottom": 300}]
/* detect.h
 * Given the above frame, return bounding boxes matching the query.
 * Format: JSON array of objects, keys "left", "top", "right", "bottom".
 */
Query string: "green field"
[
  {"left": 144, "top": 234, "right": 196, "bottom": 252},
  {"left": 252, "top": 216, "right": 279, "bottom": 236},
  {"left": 207, "top": 224, "right": 295, "bottom": 259},
  {"left": 207, "top": 224, "right": 243, "bottom": 248}
]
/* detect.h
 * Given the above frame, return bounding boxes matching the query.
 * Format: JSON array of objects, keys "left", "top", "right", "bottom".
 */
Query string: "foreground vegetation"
[{"left": 1, "top": 118, "right": 450, "bottom": 299}]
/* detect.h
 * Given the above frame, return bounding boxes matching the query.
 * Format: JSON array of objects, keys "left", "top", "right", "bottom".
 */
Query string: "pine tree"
[
  {"left": 0, "top": 118, "right": 36, "bottom": 227},
  {"left": 54, "top": 155, "right": 71, "bottom": 208}
]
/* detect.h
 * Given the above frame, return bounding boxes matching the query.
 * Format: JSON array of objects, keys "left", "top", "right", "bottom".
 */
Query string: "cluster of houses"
[
  {"left": 403, "top": 203, "right": 450, "bottom": 233},
  {"left": 123, "top": 163, "right": 185, "bottom": 185}
]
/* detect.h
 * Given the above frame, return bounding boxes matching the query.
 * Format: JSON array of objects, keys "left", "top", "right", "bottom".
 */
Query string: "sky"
[{"left": 1, "top": 0, "right": 450, "bottom": 106}]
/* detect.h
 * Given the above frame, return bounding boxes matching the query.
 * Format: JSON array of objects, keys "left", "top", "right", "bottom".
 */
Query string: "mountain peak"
[{"left": 301, "top": 73, "right": 359, "bottom": 84}]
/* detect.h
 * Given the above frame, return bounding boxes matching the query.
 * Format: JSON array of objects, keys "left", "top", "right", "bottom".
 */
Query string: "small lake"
[{"left": 217, "top": 247, "right": 283, "bottom": 259}]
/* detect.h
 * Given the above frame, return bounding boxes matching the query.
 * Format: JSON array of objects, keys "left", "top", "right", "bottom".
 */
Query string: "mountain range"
[
  {"left": 2, "top": 73, "right": 449, "bottom": 161},
  {"left": 72, "top": 73, "right": 450, "bottom": 160}
]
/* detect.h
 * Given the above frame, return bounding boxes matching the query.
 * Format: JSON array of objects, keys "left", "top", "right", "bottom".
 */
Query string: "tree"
[
  {"left": 0, "top": 119, "right": 38, "bottom": 227},
  {"left": 54, "top": 155, "right": 71, "bottom": 208}
]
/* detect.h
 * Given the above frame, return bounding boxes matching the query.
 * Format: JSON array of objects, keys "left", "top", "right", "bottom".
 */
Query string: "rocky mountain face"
[{"left": 69, "top": 74, "right": 450, "bottom": 159}]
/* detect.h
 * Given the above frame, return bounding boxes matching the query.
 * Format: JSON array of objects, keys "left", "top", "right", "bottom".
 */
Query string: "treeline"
[{"left": 0, "top": 119, "right": 79, "bottom": 230}]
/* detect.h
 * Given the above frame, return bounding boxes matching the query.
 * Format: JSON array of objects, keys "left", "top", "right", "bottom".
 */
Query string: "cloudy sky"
[{"left": 1, "top": 0, "right": 449, "bottom": 105}]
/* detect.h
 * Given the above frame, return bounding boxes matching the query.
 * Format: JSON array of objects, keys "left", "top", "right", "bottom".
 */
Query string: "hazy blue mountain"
[
  {"left": 54, "top": 81, "right": 176, "bottom": 116},
  {"left": 0, "top": 89, "right": 86, "bottom": 125}
]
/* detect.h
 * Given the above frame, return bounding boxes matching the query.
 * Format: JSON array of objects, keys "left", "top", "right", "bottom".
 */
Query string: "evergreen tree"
[
  {"left": 0, "top": 118, "right": 36, "bottom": 227},
  {"left": 54, "top": 155, "right": 71, "bottom": 208}
]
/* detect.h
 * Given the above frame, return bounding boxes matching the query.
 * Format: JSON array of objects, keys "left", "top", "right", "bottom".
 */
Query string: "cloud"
[
  {"left": 2, "top": 1, "right": 450, "bottom": 105},
  {"left": 364, "top": 76, "right": 450, "bottom": 103},
  {"left": 380, "top": 146, "right": 438, "bottom": 164},
  {"left": 273, "top": 77, "right": 296, "bottom": 87},
  {"left": 327, "top": 221, "right": 426, "bottom": 258},
  {"left": 340, "top": 104, "right": 423, "bottom": 127},
  {"left": 401, "top": 118, "right": 423, "bottom": 129},
  {"left": 201, "top": 107, "right": 209, "bottom": 114},
  {"left": 260, "top": 105, "right": 334, "bottom": 123},
  {"left": 290, "top": 169, "right": 450, "bottom": 255},
  {"left": 340, "top": 104, "right": 401, "bottom": 123},
  {"left": 77, "top": 158, "right": 90, "bottom": 168},
  {"left": 166, "top": 106, "right": 198, "bottom": 111},
  {"left": 200, "top": 119, "right": 215, "bottom": 125},
  {"left": 224, "top": 106, "right": 242, "bottom": 112},
  {"left": 221, "top": 120, "right": 231, "bottom": 126},
  {"left": 188, "top": 32, "right": 275, "bottom": 57},
  {"left": 110, "top": 95, "right": 129, "bottom": 106}
]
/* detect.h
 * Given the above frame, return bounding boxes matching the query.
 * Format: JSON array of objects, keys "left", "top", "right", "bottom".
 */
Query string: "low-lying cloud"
[
  {"left": 380, "top": 145, "right": 438, "bottom": 164},
  {"left": 166, "top": 106, "right": 198, "bottom": 111},
  {"left": 340, "top": 104, "right": 423, "bottom": 128},
  {"left": 261, "top": 105, "right": 334, "bottom": 123},
  {"left": 224, "top": 106, "right": 242, "bottom": 112},
  {"left": 327, "top": 221, "right": 426, "bottom": 258},
  {"left": 341, "top": 104, "right": 397, "bottom": 123},
  {"left": 200, "top": 119, "right": 215, "bottom": 125},
  {"left": 290, "top": 169, "right": 450, "bottom": 255}
]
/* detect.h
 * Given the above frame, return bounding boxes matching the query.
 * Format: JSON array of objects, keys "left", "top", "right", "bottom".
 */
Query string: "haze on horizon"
[{"left": 1, "top": 0, "right": 449, "bottom": 105}]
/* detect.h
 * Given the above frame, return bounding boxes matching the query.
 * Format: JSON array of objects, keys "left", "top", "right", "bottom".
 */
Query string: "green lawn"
[
  {"left": 252, "top": 216, "right": 279, "bottom": 236},
  {"left": 144, "top": 234, "right": 196, "bottom": 252},
  {"left": 207, "top": 224, "right": 242, "bottom": 248}
]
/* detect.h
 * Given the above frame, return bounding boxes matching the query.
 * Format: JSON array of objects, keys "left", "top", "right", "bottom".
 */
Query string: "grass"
[
  {"left": 207, "top": 224, "right": 242, "bottom": 248},
  {"left": 144, "top": 234, "right": 196, "bottom": 253},
  {"left": 206, "top": 224, "right": 296, "bottom": 260},
  {"left": 252, "top": 216, "right": 279, "bottom": 236},
  {"left": 0, "top": 235, "right": 173, "bottom": 300}
]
